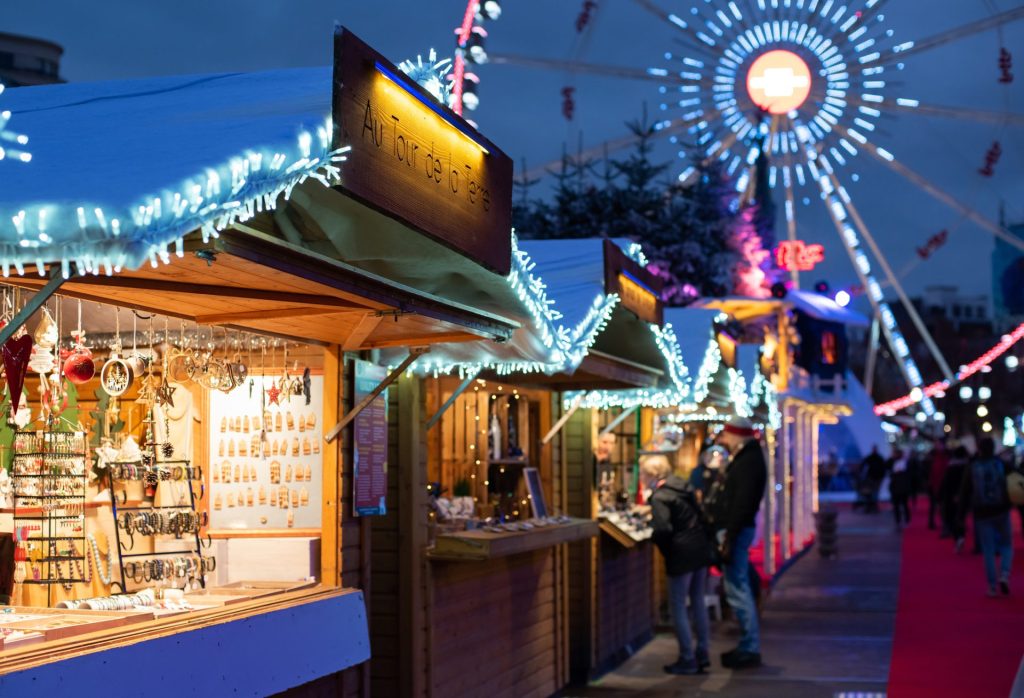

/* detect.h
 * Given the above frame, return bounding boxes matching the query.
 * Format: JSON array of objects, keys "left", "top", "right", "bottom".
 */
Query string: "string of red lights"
[{"left": 874, "top": 321, "right": 1024, "bottom": 416}]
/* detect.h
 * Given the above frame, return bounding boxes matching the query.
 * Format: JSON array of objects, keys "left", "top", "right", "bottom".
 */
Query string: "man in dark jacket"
[
  {"left": 959, "top": 437, "right": 1013, "bottom": 596},
  {"left": 644, "top": 454, "right": 713, "bottom": 675},
  {"left": 712, "top": 416, "right": 767, "bottom": 670}
]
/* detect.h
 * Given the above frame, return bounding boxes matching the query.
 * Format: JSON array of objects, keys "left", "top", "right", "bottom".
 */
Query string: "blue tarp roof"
[{"left": 0, "top": 68, "right": 341, "bottom": 272}]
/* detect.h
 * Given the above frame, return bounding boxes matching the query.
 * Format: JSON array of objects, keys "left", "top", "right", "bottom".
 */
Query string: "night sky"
[{"left": 6, "top": 1, "right": 1023, "bottom": 303}]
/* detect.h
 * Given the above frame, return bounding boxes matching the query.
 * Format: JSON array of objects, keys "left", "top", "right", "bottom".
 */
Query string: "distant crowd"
[{"left": 856, "top": 437, "right": 1022, "bottom": 597}]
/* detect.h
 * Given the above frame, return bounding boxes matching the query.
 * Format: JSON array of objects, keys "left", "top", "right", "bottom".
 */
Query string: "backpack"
[{"left": 971, "top": 458, "right": 1008, "bottom": 511}]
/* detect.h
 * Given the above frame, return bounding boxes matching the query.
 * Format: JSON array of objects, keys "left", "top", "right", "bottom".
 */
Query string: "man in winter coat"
[
  {"left": 644, "top": 454, "right": 713, "bottom": 675},
  {"left": 711, "top": 416, "right": 768, "bottom": 670},
  {"left": 959, "top": 437, "right": 1013, "bottom": 596}
]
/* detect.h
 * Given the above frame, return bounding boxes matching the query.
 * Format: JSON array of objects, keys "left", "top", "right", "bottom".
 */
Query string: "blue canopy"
[{"left": 0, "top": 67, "right": 345, "bottom": 274}]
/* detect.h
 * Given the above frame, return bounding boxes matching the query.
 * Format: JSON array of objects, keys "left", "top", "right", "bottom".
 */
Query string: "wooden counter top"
[
  {"left": 598, "top": 518, "right": 654, "bottom": 550},
  {"left": 427, "top": 518, "right": 598, "bottom": 562}
]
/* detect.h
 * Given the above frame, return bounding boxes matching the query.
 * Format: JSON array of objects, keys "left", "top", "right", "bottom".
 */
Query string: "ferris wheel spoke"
[
  {"left": 872, "top": 100, "right": 1024, "bottom": 127},
  {"left": 840, "top": 124, "right": 1024, "bottom": 254},
  {"left": 629, "top": 0, "right": 723, "bottom": 58},
  {"left": 821, "top": 168, "right": 956, "bottom": 382},
  {"left": 489, "top": 54, "right": 691, "bottom": 84},
  {"left": 517, "top": 119, "right": 706, "bottom": 182},
  {"left": 871, "top": 5, "right": 1024, "bottom": 67}
]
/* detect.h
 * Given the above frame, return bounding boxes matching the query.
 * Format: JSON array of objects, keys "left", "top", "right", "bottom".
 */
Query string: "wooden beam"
[
  {"left": 195, "top": 307, "right": 351, "bottom": 325},
  {"left": 425, "top": 371, "right": 480, "bottom": 431},
  {"left": 543, "top": 394, "right": 584, "bottom": 445},
  {"left": 69, "top": 275, "right": 372, "bottom": 309},
  {"left": 363, "top": 331, "right": 483, "bottom": 349},
  {"left": 341, "top": 312, "right": 384, "bottom": 351},
  {"left": 0, "top": 268, "right": 67, "bottom": 346},
  {"left": 325, "top": 347, "right": 428, "bottom": 443}
]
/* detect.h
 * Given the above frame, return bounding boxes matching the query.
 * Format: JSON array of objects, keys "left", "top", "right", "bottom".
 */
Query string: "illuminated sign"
[
  {"left": 333, "top": 29, "right": 513, "bottom": 275},
  {"left": 746, "top": 50, "right": 812, "bottom": 115},
  {"left": 774, "top": 240, "right": 825, "bottom": 272},
  {"left": 603, "top": 240, "right": 664, "bottom": 325}
]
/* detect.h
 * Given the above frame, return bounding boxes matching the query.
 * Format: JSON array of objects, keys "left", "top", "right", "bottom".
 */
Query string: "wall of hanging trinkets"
[{"left": 0, "top": 287, "right": 320, "bottom": 606}]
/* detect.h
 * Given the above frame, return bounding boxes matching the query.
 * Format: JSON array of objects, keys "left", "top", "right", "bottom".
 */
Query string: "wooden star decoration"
[
  {"left": 266, "top": 382, "right": 281, "bottom": 405},
  {"left": 155, "top": 381, "right": 177, "bottom": 409}
]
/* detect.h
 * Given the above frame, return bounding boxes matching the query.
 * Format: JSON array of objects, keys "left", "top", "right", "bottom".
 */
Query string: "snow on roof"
[
  {"left": 0, "top": 67, "right": 345, "bottom": 273},
  {"left": 789, "top": 289, "right": 869, "bottom": 327}
]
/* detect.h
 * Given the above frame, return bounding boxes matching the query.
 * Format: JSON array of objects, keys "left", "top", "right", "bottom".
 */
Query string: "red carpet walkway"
[{"left": 888, "top": 507, "right": 1024, "bottom": 697}]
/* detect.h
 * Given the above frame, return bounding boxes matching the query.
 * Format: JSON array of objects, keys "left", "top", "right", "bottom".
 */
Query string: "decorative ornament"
[
  {"left": 2, "top": 334, "right": 33, "bottom": 415},
  {"left": 32, "top": 307, "right": 57, "bottom": 348},
  {"left": 100, "top": 353, "right": 133, "bottom": 397},
  {"left": 266, "top": 382, "right": 281, "bottom": 406},
  {"left": 63, "top": 346, "right": 96, "bottom": 384},
  {"left": 135, "top": 374, "right": 159, "bottom": 405},
  {"left": 155, "top": 381, "right": 177, "bottom": 408},
  {"left": 302, "top": 367, "right": 312, "bottom": 405},
  {"left": 161, "top": 442, "right": 175, "bottom": 459},
  {"left": 398, "top": 49, "right": 453, "bottom": 103}
]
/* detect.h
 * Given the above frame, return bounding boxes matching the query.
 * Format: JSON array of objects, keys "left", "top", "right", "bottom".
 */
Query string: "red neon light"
[
  {"left": 874, "top": 321, "right": 1024, "bottom": 415},
  {"left": 451, "top": 0, "right": 478, "bottom": 116},
  {"left": 774, "top": 240, "right": 825, "bottom": 272}
]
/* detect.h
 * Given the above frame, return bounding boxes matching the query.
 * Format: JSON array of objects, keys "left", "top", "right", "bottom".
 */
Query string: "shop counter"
[
  {"left": 427, "top": 518, "right": 598, "bottom": 562},
  {"left": 0, "top": 588, "right": 369, "bottom": 696},
  {"left": 424, "top": 519, "right": 597, "bottom": 698}
]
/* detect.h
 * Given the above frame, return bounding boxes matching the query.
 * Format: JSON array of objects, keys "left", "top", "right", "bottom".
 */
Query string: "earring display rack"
[
  {"left": 105, "top": 419, "right": 208, "bottom": 594},
  {"left": 11, "top": 430, "right": 89, "bottom": 608}
]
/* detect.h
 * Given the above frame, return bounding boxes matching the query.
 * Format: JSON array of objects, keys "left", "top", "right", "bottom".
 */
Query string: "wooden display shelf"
[
  {"left": 599, "top": 519, "right": 640, "bottom": 549},
  {"left": 427, "top": 518, "right": 598, "bottom": 562}
]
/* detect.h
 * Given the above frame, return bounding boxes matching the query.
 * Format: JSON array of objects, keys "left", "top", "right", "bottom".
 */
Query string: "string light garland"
[
  {"left": 1, "top": 117, "right": 349, "bottom": 278},
  {"left": 0, "top": 84, "right": 30, "bottom": 163},
  {"left": 398, "top": 49, "right": 453, "bottom": 104},
  {"left": 874, "top": 321, "right": 1024, "bottom": 415}
]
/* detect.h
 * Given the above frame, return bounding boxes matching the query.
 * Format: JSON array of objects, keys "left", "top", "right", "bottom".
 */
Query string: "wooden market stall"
[{"left": 0, "top": 27, "right": 523, "bottom": 698}]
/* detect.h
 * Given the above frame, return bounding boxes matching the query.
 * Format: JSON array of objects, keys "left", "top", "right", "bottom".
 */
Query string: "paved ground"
[{"left": 568, "top": 508, "right": 900, "bottom": 697}]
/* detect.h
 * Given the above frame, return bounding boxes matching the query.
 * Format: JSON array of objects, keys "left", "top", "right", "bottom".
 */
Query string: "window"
[{"left": 821, "top": 331, "right": 837, "bottom": 365}]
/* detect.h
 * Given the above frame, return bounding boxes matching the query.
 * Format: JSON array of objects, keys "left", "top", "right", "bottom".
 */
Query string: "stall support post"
[
  {"left": 781, "top": 402, "right": 792, "bottom": 563},
  {"left": 811, "top": 414, "right": 821, "bottom": 514},
  {"left": 599, "top": 405, "right": 638, "bottom": 436},
  {"left": 764, "top": 427, "right": 776, "bottom": 578}
]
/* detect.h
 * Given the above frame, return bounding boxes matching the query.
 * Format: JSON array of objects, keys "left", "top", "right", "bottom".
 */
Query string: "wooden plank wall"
[
  {"left": 429, "top": 549, "right": 561, "bottom": 698},
  {"left": 594, "top": 539, "right": 655, "bottom": 671}
]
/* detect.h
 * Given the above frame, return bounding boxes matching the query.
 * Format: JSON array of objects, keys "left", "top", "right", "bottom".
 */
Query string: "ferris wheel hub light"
[{"left": 746, "top": 50, "right": 812, "bottom": 115}]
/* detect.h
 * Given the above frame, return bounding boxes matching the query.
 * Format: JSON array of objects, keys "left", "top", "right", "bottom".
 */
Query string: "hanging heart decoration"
[{"left": 2, "top": 334, "right": 33, "bottom": 415}]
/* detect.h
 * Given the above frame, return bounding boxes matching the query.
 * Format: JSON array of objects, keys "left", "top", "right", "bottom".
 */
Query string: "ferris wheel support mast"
[
  {"left": 839, "top": 124, "right": 1024, "bottom": 254},
  {"left": 795, "top": 122, "right": 933, "bottom": 412},
  {"left": 821, "top": 165, "right": 955, "bottom": 383}
]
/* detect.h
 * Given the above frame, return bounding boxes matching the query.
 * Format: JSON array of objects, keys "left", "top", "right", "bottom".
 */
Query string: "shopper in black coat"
[
  {"left": 642, "top": 454, "right": 713, "bottom": 675},
  {"left": 711, "top": 416, "right": 768, "bottom": 670}
]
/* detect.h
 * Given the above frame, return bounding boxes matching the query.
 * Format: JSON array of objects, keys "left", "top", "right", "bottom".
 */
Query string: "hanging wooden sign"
[
  {"left": 602, "top": 239, "right": 664, "bottom": 325},
  {"left": 333, "top": 28, "right": 513, "bottom": 276}
]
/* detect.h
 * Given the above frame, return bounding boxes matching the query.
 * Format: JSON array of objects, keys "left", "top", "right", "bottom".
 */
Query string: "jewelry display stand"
[
  {"left": 106, "top": 415, "right": 207, "bottom": 594},
  {"left": 11, "top": 430, "right": 88, "bottom": 607}
]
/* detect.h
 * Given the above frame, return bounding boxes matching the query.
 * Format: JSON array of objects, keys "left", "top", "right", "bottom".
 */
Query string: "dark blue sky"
[{"left": 7, "top": 1, "right": 1023, "bottom": 302}]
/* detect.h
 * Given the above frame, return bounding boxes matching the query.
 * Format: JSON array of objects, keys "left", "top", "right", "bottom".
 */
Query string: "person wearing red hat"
[{"left": 710, "top": 416, "right": 767, "bottom": 669}]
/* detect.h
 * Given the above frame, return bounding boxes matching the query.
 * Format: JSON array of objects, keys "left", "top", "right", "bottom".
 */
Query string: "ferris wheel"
[{"left": 444, "top": 0, "right": 1024, "bottom": 420}]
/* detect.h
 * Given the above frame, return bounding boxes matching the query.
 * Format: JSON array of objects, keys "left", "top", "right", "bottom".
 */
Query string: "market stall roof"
[
  {"left": 0, "top": 68, "right": 521, "bottom": 348},
  {"left": 696, "top": 291, "right": 869, "bottom": 327}
]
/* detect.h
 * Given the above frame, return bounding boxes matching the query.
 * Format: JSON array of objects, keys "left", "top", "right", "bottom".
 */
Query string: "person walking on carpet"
[
  {"left": 959, "top": 437, "right": 1013, "bottom": 597},
  {"left": 889, "top": 449, "right": 912, "bottom": 529},
  {"left": 642, "top": 454, "right": 713, "bottom": 675},
  {"left": 708, "top": 416, "right": 767, "bottom": 670}
]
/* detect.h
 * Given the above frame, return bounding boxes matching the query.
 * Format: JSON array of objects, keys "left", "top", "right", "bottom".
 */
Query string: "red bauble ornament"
[{"left": 63, "top": 348, "right": 96, "bottom": 385}]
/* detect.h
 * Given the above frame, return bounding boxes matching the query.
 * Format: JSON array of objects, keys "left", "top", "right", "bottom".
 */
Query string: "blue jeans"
[
  {"left": 976, "top": 514, "right": 1013, "bottom": 589},
  {"left": 668, "top": 569, "right": 710, "bottom": 663},
  {"left": 723, "top": 526, "right": 760, "bottom": 653}
]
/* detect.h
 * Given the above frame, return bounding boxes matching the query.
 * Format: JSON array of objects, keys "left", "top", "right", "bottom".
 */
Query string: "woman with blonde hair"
[{"left": 642, "top": 453, "right": 713, "bottom": 674}]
